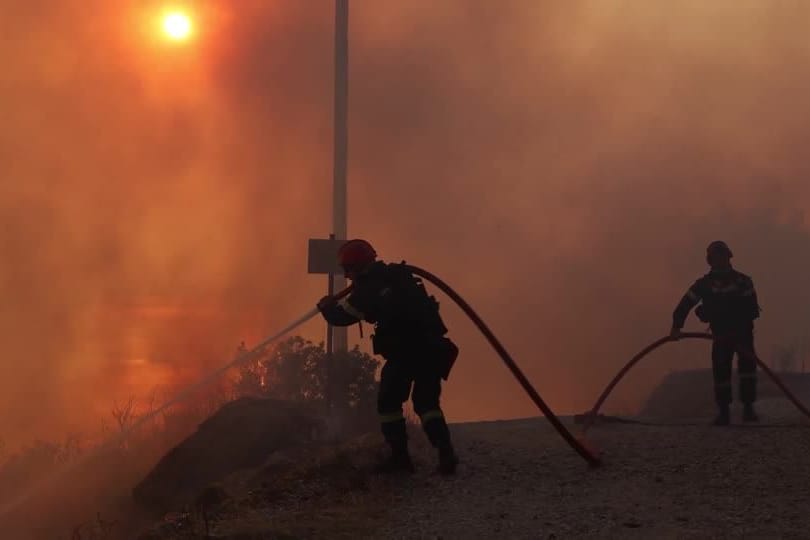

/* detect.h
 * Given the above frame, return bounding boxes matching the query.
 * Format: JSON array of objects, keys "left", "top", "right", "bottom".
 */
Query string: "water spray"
[{"left": 0, "top": 289, "right": 352, "bottom": 523}]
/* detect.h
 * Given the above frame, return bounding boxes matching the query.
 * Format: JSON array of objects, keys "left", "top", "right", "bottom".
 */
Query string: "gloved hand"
[
  {"left": 317, "top": 295, "right": 336, "bottom": 312},
  {"left": 669, "top": 326, "right": 682, "bottom": 340}
]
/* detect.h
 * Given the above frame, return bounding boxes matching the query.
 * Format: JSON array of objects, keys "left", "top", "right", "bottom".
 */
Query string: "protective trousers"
[
  {"left": 712, "top": 331, "right": 757, "bottom": 405},
  {"left": 377, "top": 354, "right": 452, "bottom": 455}
]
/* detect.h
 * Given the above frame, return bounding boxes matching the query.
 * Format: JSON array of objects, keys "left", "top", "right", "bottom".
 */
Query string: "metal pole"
[
  {"left": 325, "top": 235, "right": 335, "bottom": 412},
  {"left": 332, "top": 0, "right": 349, "bottom": 355}
]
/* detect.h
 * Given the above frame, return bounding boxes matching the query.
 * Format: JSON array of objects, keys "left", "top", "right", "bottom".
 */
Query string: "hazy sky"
[{"left": 0, "top": 0, "right": 808, "bottom": 443}]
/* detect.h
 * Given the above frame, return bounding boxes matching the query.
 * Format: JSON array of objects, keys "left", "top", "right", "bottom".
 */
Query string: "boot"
[
  {"left": 742, "top": 403, "right": 759, "bottom": 423},
  {"left": 422, "top": 417, "right": 458, "bottom": 475},
  {"left": 713, "top": 404, "right": 730, "bottom": 426},
  {"left": 377, "top": 417, "right": 413, "bottom": 474},
  {"left": 437, "top": 445, "right": 459, "bottom": 476}
]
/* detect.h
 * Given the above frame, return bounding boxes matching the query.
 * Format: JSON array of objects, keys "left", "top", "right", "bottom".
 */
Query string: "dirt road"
[{"left": 374, "top": 415, "right": 810, "bottom": 539}]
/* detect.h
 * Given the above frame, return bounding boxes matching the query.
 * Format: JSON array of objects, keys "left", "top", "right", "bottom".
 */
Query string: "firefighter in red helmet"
[
  {"left": 317, "top": 239, "right": 460, "bottom": 475},
  {"left": 670, "top": 241, "right": 762, "bottom": 425}
]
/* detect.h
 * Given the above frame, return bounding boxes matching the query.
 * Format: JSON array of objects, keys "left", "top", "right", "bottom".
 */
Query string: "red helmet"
[{"left": 337, "top": 239, "right": 377, "bottom": 268}]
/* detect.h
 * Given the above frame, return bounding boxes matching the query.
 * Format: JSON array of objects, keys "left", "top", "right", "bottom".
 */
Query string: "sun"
[{"left": 162, "top": 11, "right": 193, "bottom": 42}]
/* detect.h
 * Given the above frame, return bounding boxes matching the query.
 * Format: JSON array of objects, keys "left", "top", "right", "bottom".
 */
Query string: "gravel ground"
[{"left": 373, "top": 413, "right": 810, "bottom": 539}]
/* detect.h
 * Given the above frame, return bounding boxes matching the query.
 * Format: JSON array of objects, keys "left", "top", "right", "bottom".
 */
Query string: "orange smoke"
[{"left": 1, "top": 1, "right": 810, "bottom": 447}]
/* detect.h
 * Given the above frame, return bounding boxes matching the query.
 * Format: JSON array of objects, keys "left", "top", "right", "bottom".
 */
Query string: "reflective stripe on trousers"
[
  {"left": 379, "top": 412, "right": 405, "bottom": 424},
  {"left": 419, "top": 409, "right": 444, "bottom": 423}
]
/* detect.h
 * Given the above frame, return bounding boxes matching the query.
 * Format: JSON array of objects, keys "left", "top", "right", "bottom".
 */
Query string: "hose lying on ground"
[
  {"left": 404, "top": 265, "right": 602, "bottom": 467},
  {"left": 580, "top": 332, "right": 810, "bottom": 434}
]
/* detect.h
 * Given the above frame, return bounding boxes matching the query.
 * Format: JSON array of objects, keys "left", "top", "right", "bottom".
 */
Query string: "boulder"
[
  {"left": 132, "top": 397, "right": 325, "bottom": 513},
  {"left": 639, "top": 368, "right": 810, "bottom": 421}
]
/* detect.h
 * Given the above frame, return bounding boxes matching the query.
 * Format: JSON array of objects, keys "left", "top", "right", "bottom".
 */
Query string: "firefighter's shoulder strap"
[{"left": 387, "top": 261, "right": 447, "bottom": 335}]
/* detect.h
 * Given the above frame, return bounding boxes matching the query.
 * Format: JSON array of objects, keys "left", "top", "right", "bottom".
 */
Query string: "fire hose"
[
  {"left": 580, "top": 332, "right": 810, "bottom": 433},
  {"left": 403, "top": 265, "right": 601, "bottom": 467}
]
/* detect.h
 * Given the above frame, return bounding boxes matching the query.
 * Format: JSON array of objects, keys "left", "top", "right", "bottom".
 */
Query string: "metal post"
[
  {"left": 325, "top": 235, "right": 335, "bottom": 412},
  {"left": 325, "top": 0, "right": 349, "bottom": 436},
  {"left": 333, "top": 0, "right": 349, "bottom": 355}
]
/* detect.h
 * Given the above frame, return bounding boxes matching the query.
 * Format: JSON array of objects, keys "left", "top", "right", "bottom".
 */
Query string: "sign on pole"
[{"left": 307, "top": 238, "right": 346, "bottom": 275}]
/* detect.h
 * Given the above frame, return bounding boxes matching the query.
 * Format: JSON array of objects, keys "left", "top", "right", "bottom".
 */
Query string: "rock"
[
  {"left": 640, "top": 369, "right": 810, "bottom": 421},
  {"left": 132, "top": 397, "right": 325, "bottom": 514}
]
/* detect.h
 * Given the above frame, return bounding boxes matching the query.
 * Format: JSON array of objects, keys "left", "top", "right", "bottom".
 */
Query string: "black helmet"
[{"left": 706, "top": 240, "right": 733, "bottom": 258}]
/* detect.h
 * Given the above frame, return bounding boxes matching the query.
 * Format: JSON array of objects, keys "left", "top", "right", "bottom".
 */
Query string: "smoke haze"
[{"left": 1, "top": 0, "right": 809, "bottom": 444}]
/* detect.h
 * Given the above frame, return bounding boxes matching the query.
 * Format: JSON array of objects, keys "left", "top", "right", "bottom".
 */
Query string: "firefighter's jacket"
[
  {"left": 320, "top": 261, "right": 449, "bottom": 357},
  {"left": 672, "top": 268, "right": 760, "bottom": 334}
]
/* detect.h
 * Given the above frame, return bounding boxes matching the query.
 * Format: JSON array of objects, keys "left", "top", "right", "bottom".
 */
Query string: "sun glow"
[{"left": 162, "top": 10, "right": 193, "bottom": 42}]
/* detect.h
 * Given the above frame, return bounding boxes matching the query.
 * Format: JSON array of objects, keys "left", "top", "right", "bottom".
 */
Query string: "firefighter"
[
  {"left": 670, "top": 241, "right": 762, "bottom": 425},
  {"left": 317, "top": 239, "right": 460, "bottom": 475}
]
